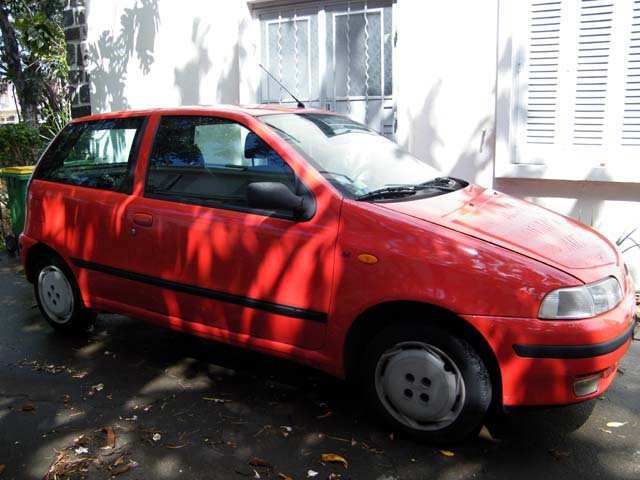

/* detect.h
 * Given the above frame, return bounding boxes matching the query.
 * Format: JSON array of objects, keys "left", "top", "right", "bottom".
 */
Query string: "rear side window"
[
  {"left": 146, "top": 116, "right": 304, "bottom": 216},
  {"left": 35, "top": 118, "right": 145, "bottom": 193}
]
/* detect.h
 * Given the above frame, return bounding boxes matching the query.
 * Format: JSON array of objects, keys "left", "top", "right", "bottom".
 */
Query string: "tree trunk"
[{"left": 0, "top": 3, "right": 38, "bottom": 126}]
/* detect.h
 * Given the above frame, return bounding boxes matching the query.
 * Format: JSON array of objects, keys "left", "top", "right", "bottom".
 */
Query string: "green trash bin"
[{"left": 0, "top": 165, "right": 35, "bottom": 256}]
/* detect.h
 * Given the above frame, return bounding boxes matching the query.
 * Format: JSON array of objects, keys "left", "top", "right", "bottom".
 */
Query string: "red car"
[{"left": 20, "top": 106, "right": 636, "bottom": 442}]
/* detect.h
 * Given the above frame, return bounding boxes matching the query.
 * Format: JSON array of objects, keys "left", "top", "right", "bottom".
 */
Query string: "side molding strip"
[{"left": 71, "top": 258, "right": 328, "bottom": 323}]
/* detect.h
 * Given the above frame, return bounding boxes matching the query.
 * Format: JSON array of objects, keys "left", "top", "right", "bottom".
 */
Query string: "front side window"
[
  {"left": 35, "top": 118, "right": 145, "bottom": 193},
  {"left": 146, "top": 116, "right": 304, "bottom": 216},
  {"left": 261, "top": 113, "right": 463, "bottom": 200}
]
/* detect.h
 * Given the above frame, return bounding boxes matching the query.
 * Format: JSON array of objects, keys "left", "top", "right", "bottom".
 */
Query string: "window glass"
[
  {"left": 35, "top": 118, "right": 144, "bottom": 192},
  {"left": 146, "top": 116, "right": 301, "bottom": 215},
  {"left": 262, "top": 113, "right": 443, "bottom": 198}
]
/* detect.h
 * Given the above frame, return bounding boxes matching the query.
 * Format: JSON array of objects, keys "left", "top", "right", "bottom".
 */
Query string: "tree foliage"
[
  {"left": 0, "top": 0, "right": 69, "bottom": 127},
  {"left": 0, "top": 123, "right": 43, "bottom": 167}
]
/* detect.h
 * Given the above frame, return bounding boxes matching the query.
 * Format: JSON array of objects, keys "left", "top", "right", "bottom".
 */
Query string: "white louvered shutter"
[{"left": 514, "top": 0, "right": 640, "bottom": 173}]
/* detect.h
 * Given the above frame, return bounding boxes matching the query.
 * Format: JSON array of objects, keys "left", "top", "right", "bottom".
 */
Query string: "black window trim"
[
  {"left": 33, "top": 116, "right": 149, "bottom": 195},
  {"left": 142, "top": 114, "right": 316, "bottom": 222}
]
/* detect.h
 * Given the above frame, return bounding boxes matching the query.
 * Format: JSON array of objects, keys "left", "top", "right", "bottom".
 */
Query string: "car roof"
[{"left": 71, "top": 104, "right": 336, "bottom": 123}]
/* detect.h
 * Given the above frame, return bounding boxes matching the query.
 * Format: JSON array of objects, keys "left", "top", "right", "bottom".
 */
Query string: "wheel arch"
[
  {"left": 24, "top": 242, "right": 69, "bottom": 283},
  {"left": 343, "top": 300, "right": 503, "bottom": 410}
]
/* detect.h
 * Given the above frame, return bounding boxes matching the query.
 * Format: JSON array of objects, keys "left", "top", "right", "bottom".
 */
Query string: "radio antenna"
[{"left": 259, "top": 63, "right": 305, "bottom": 109}]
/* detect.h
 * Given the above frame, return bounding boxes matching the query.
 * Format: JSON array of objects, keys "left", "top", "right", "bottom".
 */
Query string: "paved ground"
[{"left": 0, "top": 252, "right": 638, "bottom": 480}]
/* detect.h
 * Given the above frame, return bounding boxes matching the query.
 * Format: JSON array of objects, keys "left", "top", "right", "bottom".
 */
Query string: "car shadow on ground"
[{"left": 1, "top": 255, "right": 638, "bottom": 479}]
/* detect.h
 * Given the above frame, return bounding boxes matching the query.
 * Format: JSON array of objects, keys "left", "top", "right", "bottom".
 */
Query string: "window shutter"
[
  {"left": 525, "top": 0, "right": 563, "bottom": 147},
  {"left": 572, "top": 0, "right": 613, "bottom": 147},
  {"left": 623, "top": 0, "right": 640, "bottom": 146},
  {"left": 515, "top": 0, "right": 640, "bottom": 172}
]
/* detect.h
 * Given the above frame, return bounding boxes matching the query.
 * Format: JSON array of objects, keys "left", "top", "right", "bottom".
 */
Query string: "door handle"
[{"left": 132, "top": 213, "right": 153, "bottom": 227}]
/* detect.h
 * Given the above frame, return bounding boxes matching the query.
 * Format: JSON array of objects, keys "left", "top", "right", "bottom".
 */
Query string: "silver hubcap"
[
  {"left": 38, "top": 266, "right": 74, "bottom": 323},
  {"left": 375, "top": 342, "right": 466, "bottom": 431}
]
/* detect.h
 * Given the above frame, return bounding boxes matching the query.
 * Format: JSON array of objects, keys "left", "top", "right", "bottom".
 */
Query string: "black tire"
[
  {"left": 361, "top": 322, "right": 492, "bottom": 443},
  {"left": 33, "top": 254, "right": 96, "bottom": 332}
]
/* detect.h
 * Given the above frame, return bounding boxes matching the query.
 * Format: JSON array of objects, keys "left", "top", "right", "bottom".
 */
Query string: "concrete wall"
[{"left": 86, "top": 0, "right": 640, "bottom": 283}]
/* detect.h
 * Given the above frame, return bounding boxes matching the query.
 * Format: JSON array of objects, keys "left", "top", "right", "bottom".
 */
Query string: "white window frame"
[{"left": 495, "top": 0, "right": 640, "bottom": 183}]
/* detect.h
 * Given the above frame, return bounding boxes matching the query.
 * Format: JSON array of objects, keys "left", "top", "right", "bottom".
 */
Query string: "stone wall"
[{"left": 64, "top": 0, "right": 90, "bottom": 118}]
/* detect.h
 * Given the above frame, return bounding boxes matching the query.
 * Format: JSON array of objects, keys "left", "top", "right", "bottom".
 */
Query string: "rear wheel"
[
  {"left": 34, "top": 255, "right": 95, "bottom": 332},
  {"left": 361, "top": 323, "right": 492, "bottom": 443}
]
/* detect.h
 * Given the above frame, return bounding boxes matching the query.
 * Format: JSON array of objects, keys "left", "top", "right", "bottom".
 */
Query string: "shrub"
[{"left": 0, "top": 123, "right": 44, "bottom": 167}]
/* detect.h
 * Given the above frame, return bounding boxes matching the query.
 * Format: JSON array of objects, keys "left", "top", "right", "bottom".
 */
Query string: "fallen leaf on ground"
[
  {"left": 439, "top": 450, "right": 455, "bottom": 457},
  {"left": 600, "top": 428, "right": 613, "bottom": 434},
  {"left": 248, "top": 457, "right": 273, "bottom": 470},
  {"left": 606, "top": 421, "right": 627, "bottom": 428},
  {"left": 278, "top": 474, "right": 294, "bottom": 480},
  {"left": 44, "top": 451, "right": 91, "bottom": 479},
  {"left": 307, "top": 470, "right": 319, "bottom": 478},
  {"left": 110, "top": 457, "right": 137, "bottom": 476},
  {"left": 478, "top": 425, "right": 500, "bottom": 443},
  {"left": 71, "top": 371, "right": 88, "bottom": 379},
  {"left": 202, "top": 396, "right": 230, "bottom": 403},
  {"left": 548, "top": 448, "right": 570, "bottom": 460},
  {"left": 321, "top": 453, "right": 348, "bottom": 468},
  {"left": 20, "top": 402, "right": 36, "bottom": 412},
  {"left": 0, "top": 464, "right": 5, "bottom": 474},
  {"left": 360, "top": 442, "right": 384, "bottom": 455},
  {"left": 102, "top": 427, "right": 116, "bottom": 449}
]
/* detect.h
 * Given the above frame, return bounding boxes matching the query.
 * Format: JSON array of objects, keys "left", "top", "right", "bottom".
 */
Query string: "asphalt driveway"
[{"left": 0, "top": 252, "right": 638, "bottom": 479}]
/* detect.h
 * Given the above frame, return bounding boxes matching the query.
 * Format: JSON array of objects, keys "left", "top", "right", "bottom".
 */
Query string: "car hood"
[{"left": 378, "top": 185, "right": 619, "bottom": 280}]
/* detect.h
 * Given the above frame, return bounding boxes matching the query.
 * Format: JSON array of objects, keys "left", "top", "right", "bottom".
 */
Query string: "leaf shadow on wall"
[{"left": 87, "top": 0, "right": 160, "bottom": 112}]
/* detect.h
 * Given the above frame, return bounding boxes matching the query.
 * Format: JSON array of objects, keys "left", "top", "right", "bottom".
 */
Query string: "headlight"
[{"left": 539, "top": 277, "right": 623, "bottom": 320}]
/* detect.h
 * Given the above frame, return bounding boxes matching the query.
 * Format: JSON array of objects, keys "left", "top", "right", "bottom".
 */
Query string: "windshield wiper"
[
  {"left": 356, "top": 186, "right": 417, "bottom": 201},
  {"left": 417, "top": 177, "right": 462, "bottom": 191}
]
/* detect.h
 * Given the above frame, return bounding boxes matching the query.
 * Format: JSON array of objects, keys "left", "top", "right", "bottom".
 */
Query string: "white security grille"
[{"left": 258, "top": 1, "right": 395, "bottom": 138}]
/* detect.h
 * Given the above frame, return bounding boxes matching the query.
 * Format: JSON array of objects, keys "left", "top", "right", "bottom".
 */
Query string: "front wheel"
[
  {"left": 34, "top": 255, "right": 95, "bottom": 332},
  {"left": 361, "top": 323, "right": 492, "bottom": 443}
]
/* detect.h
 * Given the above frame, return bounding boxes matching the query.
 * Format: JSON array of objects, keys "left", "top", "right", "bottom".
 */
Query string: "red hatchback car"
[{"left": 20, "top": 106, "right": 636, "bottom": 442}]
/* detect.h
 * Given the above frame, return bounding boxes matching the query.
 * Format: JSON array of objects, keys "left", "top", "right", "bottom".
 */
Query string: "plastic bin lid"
[{"left": 0, "top": 166, "right": 35, "bottom": 176}]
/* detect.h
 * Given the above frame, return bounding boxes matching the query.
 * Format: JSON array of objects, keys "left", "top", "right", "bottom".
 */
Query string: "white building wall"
[
  {"left": 394, "top": 0, "right": 498, "bottom": 189},
  {"left": 86, "top": 0, "right": 247, "bottom": 111},
  {"left": 86, "top": 0, "right": 639, "bottom": 284}
]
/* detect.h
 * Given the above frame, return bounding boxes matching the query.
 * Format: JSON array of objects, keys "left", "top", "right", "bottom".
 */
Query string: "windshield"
[{"left": 260, "top": 113, "right": 454, "bottom": 200}]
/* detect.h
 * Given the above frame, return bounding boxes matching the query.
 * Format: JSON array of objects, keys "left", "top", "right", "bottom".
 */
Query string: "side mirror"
[{"left": 246, "top": 182, "right": 312, "bottom": 218}]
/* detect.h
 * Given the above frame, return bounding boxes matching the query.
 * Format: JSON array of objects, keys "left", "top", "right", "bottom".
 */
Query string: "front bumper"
[{"left": 463, "top": 284, "right": 636, "bottom": 407}]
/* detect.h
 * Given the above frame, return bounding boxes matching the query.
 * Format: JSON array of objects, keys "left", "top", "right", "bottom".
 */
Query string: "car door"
[
  {"left": 30, "top": 116, "right": 149, "bottom": 307},
  {"left": 121, "top": 112, "right": 341, "bottom": 351}
]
